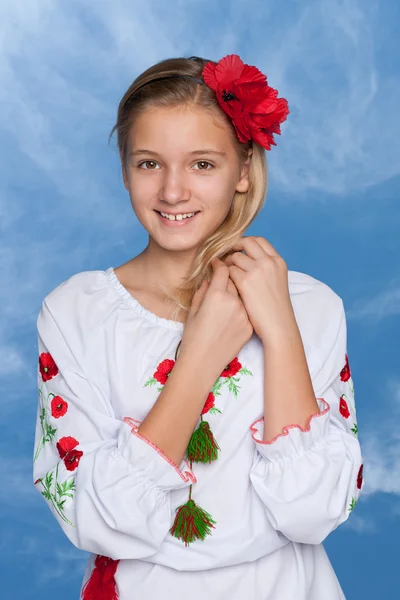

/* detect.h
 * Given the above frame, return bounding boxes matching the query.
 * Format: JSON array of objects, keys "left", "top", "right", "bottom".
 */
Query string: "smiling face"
[{"left": 121, "top": 104, "right": 251, "bottom": 255}]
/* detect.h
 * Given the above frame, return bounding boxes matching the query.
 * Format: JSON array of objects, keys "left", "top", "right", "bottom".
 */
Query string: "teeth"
[{"left": 159, "top": 211, "right": 197, "bottom": 220}]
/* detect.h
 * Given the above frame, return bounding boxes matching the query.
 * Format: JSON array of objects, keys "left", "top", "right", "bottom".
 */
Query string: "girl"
[{"left": 33, "top": 54, "right": 364, "bottom": 599}]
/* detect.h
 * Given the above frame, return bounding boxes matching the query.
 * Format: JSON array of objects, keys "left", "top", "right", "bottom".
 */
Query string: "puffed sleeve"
[
  {"left": 32, "top": 299, "right": 196, "bottom": 560},
  {"left": 248, "top": 298, "right": 364, "bottom": 545}
]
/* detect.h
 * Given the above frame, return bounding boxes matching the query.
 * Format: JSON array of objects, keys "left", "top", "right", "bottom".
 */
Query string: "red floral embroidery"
[
  {"left": 220, "top": 357, "right": 241, "bottom": 378},
  {"left": 64, "top": 449, "right": 83, "bottom": 471},
  {"left": 357, "top": 464, "right": 363, "bottom": 489},
  {"left": 57, "top": 436, "right": 83, "bottom": 471},
  {"left": 153, "top": 358, "right": 175, "bottom": 384},
  {"left": 339, "top": 396, "right": 350, "bottom": 419},
  {"left": 340, "top": 354, "right": 351, "bottom": 382},
  {"left": 201, "top": 392, "right": 216, "bottom": 415},
  {"left": 57, "top": 436, "right": 79, "bottom": 457},
  {"left": 39, "top": 352, "right": 59, "bottom": 381},
  {"left": 51, "top": 395, "right": 68, "bottom": 418},
  {"left": 34, "top": 352, "right": 67, "bottom": 462}
]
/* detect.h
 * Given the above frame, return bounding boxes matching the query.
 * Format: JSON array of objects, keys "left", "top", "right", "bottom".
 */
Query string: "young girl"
[{"left": 32, "top": 54, "right": 364, "bottom": 599}]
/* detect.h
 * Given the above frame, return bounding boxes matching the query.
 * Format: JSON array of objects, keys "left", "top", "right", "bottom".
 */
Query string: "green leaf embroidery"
[
  {"left": 349, "top": 497, "right": 358, "bottom": 511},
  {"left": 34, "top": 386, "right": 58, "bottom": 462},
  {"left": 37, "top": 463, "right": 76, "bottom": 527}
]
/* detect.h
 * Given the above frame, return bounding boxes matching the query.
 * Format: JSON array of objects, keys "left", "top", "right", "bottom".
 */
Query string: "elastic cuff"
[
  {"left": 120, "top": 417, "right": 196, "bottom": 490},
  {"left": 249, "top": 398, "right": 330, "bottom": 461}
]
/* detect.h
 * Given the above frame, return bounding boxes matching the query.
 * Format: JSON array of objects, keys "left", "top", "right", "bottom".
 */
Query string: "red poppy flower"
[
  {"left": 201, "top": 393, "right": 215, "bottom": 415},
  {"left": 340, "top": 354, "right": 351, "bottom": 382},
  {"left": 357, "top": 464, "right": 364, "bottom": 489},
  {"left": 220, "top": 357, "right": 242, "bottom": 378},
  {"left": 202, "top": 54, "right": 290, "bottom": 151},
  {"left": 153, "top": 359, "right": 175, "bottom": 384},
  {"left": 339, "top": 396, "right": 350, "bottom": 419},
  {"left": 51, "top": 395, "right": 68, "bottom": 419},
  {"left": 39, "top": 352, "right": 59, "bottom": 382},
  {"left": 57, "top": 436, "right": 79, "bottom": 459},
  {"left": 63, "top": 449, "right": 83, "bottom": 471}
]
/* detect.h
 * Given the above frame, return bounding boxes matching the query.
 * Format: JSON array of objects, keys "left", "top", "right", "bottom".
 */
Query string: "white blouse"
[{"left": 32, "top": 266, "right": 363, "bottom": 600}]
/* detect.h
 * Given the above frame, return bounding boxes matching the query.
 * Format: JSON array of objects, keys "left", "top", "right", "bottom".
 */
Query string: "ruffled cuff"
[
  {"left": 249, "top": 398, "right": 330, "bottom": 462},
  {"left": 121, "top": 417, "right": 196, "bottom": 490}
]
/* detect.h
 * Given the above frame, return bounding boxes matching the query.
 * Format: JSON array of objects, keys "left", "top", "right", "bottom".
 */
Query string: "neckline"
[{"left": 105, "top": 267, "right": 185, "bottom": 332}]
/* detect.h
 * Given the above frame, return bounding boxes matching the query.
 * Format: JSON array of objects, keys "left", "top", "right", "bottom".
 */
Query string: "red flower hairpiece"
[{"left": 202, "top": 54, "right": 289, "bottom": 151}]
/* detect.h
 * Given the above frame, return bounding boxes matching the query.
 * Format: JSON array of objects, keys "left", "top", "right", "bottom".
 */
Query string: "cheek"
[{"left": 198, "top": 176, "right": 235, "bottom": 204}]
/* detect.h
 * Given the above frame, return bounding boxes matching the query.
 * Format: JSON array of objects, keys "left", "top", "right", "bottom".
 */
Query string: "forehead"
[{"left": 127, "top": 105, "right": 235, "bottom": 155}]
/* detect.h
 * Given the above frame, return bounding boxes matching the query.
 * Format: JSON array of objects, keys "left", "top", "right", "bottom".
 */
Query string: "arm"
[
  {"left": 260, "top": 310, "right": 320, "bottom": 442},
  {"left": 249, "top": 299, "right": 364, "bottom": 545},
  {"left": 136, "top": 349, "right": 220, "bottom": 467},
  {"left": 32, "top": 299, "right": 212, "bottom": 560}
]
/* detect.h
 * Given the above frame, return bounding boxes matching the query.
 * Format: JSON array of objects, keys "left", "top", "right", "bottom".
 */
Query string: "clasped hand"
[{"left": 218, "top": 236, "right": 298, "bottom": 345}]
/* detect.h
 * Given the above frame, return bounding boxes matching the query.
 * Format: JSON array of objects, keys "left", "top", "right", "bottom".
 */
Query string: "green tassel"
[
  {"left": 169, "top": 498, "right": 216, "bottom": 546},
  {"left": 187, "top": 421, "right": 220, "bottom": 463}
]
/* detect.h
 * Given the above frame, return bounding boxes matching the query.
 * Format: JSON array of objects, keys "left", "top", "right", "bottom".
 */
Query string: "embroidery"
[
  {"left": 123, "top": 417, "right": 197, "bottom": 483},
  {"left": 141, "top": 341, "right": 253, "bottom": 546},
  {"left": 34, "top": 352, "right": 83, "bottom": 527},
  {"left": 34, "top": 435, "right": 83, "bottom": 527},
  {"left": 339, "top": 354, "right": 358, "bottom": 437},
  {"left": 349, "top": 463, "right": 364, "bottom": 511},
  {"left": 249, "top": 399, "right": 330, "bottom": 445},
  {"left": 34, "top": 352, "right": 69, "bottom": 462}
]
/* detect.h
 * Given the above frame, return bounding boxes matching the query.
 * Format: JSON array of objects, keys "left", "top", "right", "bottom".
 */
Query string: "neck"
[{"left": 135, "top": 243, "right": 197, "bottom": 298}]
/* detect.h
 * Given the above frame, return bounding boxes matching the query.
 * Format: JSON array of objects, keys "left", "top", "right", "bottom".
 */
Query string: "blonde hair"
[{"left": 109, "top": 55, "right": 268, "bottom": 322}]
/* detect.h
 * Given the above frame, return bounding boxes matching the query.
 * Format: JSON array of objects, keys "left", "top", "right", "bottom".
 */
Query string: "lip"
[{"left": 154, "top": 210, "right": 200, "bottom": 228}]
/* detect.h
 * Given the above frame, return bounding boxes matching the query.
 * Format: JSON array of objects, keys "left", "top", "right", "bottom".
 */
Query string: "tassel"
[
  {"left": 81, "top": 555, "right": 119, "bottom": 600},
  {"left": 169, "top": 498, "right": 216, "bottom": 546},
  {"left": 187, "top": 420, "right": 220, "bottom": 463}
]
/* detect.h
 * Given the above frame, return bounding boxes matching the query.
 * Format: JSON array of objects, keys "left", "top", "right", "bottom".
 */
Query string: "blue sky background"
[{"left": 1, "top": 0, "right": 399, "bottom": 598}]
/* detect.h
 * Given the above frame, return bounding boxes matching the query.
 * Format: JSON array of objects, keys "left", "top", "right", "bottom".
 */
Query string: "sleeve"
[
  {"left": 248, "top": 298, "right": 364, "bottom": 545},
  {"left": 32, "top": 299, "right": 196, "bottom": 560}
]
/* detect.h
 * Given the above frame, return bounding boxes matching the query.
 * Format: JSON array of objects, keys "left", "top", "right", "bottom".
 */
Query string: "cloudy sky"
[{"left": 1, "top": 0, "right": 399, "bottom": 598}]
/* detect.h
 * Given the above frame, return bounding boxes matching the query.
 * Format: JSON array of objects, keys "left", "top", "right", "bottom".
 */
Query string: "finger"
[
  {"left": 225, "top": 251, "right": 254, "bottom": 272},
  {"left": 209, "top": 257, "right": 231, "bottom": 292},
  {"left": 226, "top": 276, "right": 239, "bottom": 297},
  {"left": 190, "top": 279, "right": 209, "bottom": 312},
  {"left": 231, "top": 236, "right": 280, "bottom": 259}
]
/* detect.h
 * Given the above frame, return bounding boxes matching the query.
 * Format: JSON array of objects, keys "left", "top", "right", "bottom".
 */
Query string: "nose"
[{"left": 159, "top": 166, "right": 190, "bottom": 204}]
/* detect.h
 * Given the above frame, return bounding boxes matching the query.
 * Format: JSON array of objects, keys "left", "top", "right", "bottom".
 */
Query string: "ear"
[{"left": 235, "top": 149, "right": 252, "bottom": 194}]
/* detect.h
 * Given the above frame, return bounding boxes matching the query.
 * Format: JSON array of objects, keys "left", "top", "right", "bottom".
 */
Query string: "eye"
[
  {"left": 193, "top": 161, "right": 214, "bottom": 170},
  {"left": 137, "top": 160, "right": 214, "bottom": 170},
  {"left": 137, "top": 161, "right": 159, "bottom": 170}
]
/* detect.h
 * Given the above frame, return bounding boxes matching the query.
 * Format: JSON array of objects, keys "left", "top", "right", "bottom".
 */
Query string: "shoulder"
[
  {"left": 288, "top": 269, "right": 345, "bottom": 373},
  {"left": 37, "top": 268, "right": 121, "bottom": 341}
]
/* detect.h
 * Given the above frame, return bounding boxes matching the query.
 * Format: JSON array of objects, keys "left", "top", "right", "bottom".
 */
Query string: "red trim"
[
  {"left": 123, "top": 417, "right": 197, "bottom": 483},
  {"left": 249, "top": 398, "right": 330, "bottom": 445}
]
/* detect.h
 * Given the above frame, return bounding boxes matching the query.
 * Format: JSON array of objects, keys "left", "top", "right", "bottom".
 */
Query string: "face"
[{"left": 121, "top": 105, "right": 251, "bottom": 255}]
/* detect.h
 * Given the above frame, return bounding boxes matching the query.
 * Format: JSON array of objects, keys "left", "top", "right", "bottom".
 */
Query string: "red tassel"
[{"left": 81, "top": 555, "right": 120, "bottom": 600}]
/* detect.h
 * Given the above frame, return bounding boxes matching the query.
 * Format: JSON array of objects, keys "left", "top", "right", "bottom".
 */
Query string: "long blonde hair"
[{"left": 109, "top": 55, "right": 268, "bottom": 322}]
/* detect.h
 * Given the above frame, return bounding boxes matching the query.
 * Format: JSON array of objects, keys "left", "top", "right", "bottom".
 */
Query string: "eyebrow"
[{"left": 130, "top": 149, "right": 227, "bottom": 157}]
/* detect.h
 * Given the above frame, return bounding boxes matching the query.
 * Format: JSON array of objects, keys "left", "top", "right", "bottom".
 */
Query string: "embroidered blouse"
[{"left": 32, "top": 266, "right": 363, "bottom": 600}]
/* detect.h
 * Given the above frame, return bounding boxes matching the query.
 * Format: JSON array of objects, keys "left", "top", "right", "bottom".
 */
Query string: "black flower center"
[{"left": 222, "top": 89, "right": 237, "bottom": 102}]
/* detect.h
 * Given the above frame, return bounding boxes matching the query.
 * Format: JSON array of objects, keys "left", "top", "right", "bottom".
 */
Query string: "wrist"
[
  {"left": 175, "top": 348, "right": 221, "bottom": 391},
  {"left": 259, "top": 316, "right": 301, "bottom": 350}
]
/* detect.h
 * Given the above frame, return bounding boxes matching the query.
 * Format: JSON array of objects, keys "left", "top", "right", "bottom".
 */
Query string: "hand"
[
  {"left": 223, "top": 236, "right": 297, "bottom": 344},
  {"left": 179, "top": 257, "right": 254, "bottom": 383}
]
